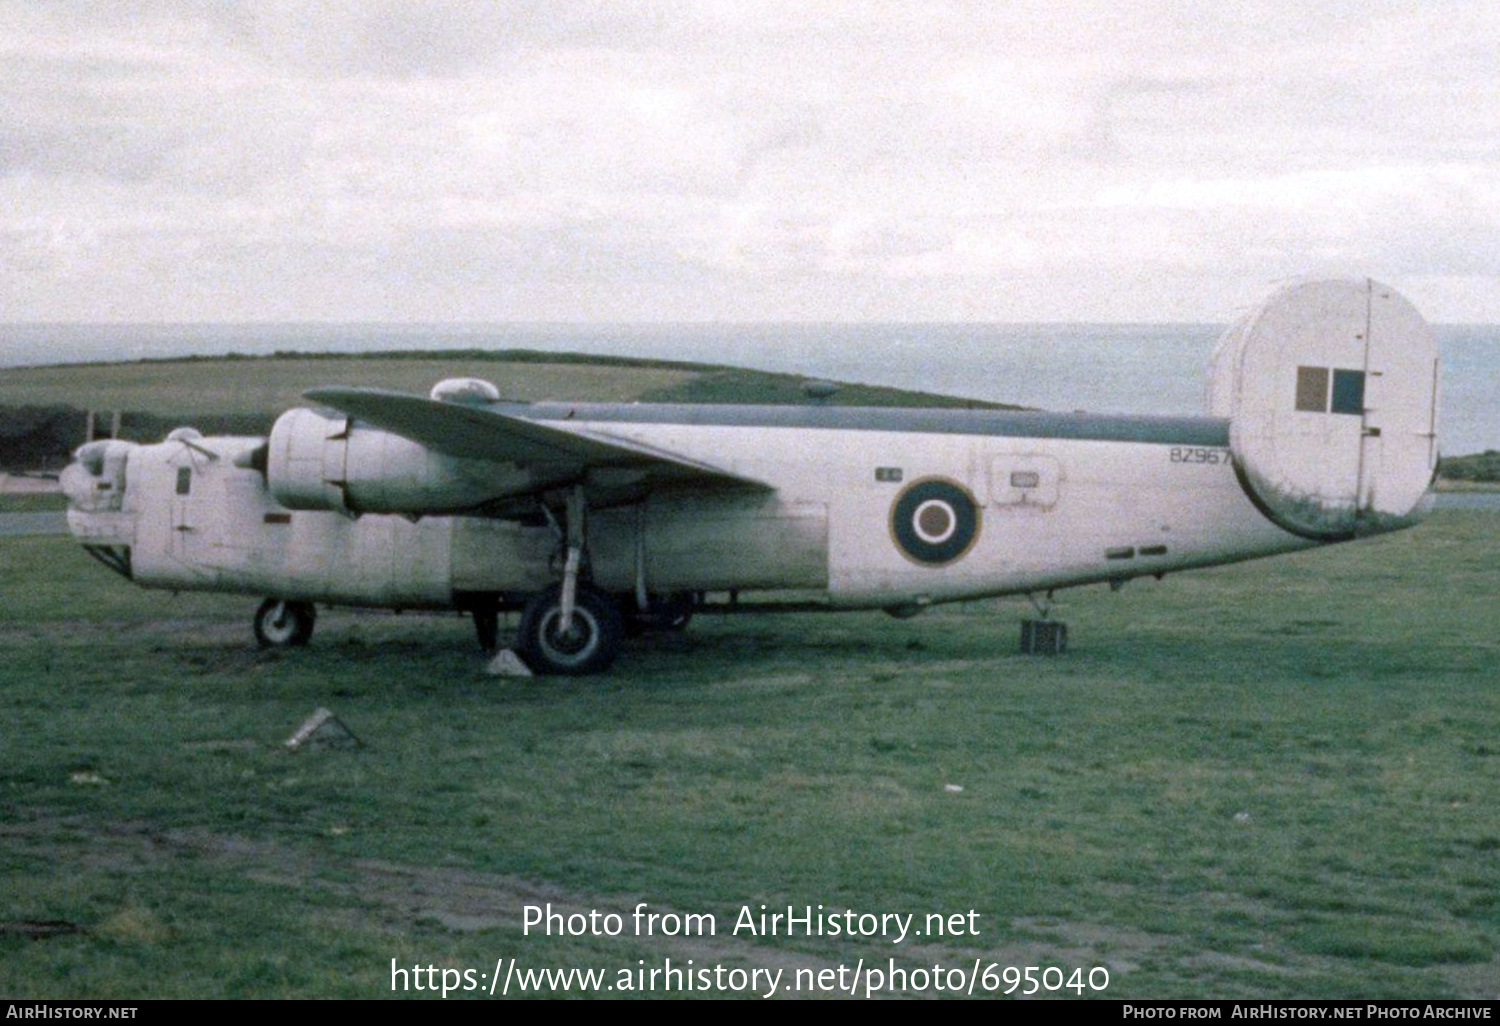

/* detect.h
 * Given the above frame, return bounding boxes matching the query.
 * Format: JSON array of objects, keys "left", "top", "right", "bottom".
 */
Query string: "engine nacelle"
[{"left": 267, "top": 407, "right": 522, "bottom": 515}]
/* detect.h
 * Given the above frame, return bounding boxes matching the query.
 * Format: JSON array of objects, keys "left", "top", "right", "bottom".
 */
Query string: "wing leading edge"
[{"left": 303, "top": 387, "right": 772, "bottom": 496}]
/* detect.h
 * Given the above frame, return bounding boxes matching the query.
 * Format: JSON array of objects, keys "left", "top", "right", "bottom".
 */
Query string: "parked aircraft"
[{"left": 61, "top": 278, "right": 1439, "bottom": 674}]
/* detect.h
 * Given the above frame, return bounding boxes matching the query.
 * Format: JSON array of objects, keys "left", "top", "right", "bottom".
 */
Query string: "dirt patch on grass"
[
  {"left": 3, "top": 817, "right": 1149, "bottom": 997},
  {"left": 13, "top": 817, "right": 1491, "bottom": 998}
]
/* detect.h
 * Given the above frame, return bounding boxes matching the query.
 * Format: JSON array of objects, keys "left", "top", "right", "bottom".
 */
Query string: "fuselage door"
[
  {"left": 168, "top": 454, "right": 219, "bottom": 577},
  {"left": 1357, "top": 284, "right": 1439, "bottom": 522}
]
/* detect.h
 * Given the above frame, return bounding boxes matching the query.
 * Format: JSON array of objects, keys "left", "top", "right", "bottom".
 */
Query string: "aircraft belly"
[{"left": 264, "top": 512, "right": 451, "bottom": 605}]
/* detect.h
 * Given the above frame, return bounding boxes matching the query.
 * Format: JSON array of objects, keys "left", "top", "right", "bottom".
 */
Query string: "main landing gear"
[
  {"left": 511, "top": 588, "right": 694, "bottom": 674},
  {"left": 514, "top": 485, "right": 627, "bottom": 675},
  {"left": 254, "top": 598, "right": 317, "bottom": 648},
  {"left": 517, "top": 583, "right": 624, "bottom": 676}
]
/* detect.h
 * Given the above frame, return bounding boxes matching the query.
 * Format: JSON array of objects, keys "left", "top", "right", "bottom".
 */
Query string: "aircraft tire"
[
  {"left": 517, "top": 584, "right": 623, "bottom": 675},
  {"left": 254, "top": 598, "right": 317, "bottom": 648}
]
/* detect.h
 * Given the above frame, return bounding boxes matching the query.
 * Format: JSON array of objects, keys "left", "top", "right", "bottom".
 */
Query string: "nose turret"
[
  {"left": 61, "top": 439, "right": 137, "bottom": 513},
  {"left": 62, "top": 439, "right": 139, "bottom": 578}
]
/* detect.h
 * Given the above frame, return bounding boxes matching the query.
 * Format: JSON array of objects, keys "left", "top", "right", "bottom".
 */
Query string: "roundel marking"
[
  {"left": 890, "top": 478, "right": 981, "bottom": 566},
  {"left": 914, "top": 499, "right": 956, "bottom": 544}
]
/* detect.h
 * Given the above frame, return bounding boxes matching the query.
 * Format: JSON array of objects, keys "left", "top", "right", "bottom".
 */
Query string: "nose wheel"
[{"left": 254, "top": 598, "right": 317, "bottom": 648}]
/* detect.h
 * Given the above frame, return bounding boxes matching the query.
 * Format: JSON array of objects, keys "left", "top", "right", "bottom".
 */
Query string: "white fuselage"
[
  {"left": 556, "top": 410, "right": 1316, "bottom": 607},
  {"left": 68, "top": 407, "right": 1325, "bottom": 612}
]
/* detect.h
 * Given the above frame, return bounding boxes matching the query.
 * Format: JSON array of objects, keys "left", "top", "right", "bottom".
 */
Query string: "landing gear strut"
[
  {"left": 471, "top": 599, "right": 500, "bottom": 653},
  {"left": 626, "top": 591, "right": 696, "bottom": 635},
  {"left": 254, "top": 598, "right": 316, "bottom": 648},
  {"left": 1020, "top": 590, "right": 1066, "bottom": 655},
  {"left": 516, "top": 486, "right": 625, "bottom": 674}
]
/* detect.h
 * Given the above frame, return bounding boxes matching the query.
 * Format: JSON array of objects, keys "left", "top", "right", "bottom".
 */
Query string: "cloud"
[{"left": 1, "top": 1, "right": 1498, "bottom": 321}]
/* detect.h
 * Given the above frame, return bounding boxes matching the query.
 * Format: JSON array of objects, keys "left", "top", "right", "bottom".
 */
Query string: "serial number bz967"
[{"left": 1170, "top": 447, "right": 1229, "bottom": 465}]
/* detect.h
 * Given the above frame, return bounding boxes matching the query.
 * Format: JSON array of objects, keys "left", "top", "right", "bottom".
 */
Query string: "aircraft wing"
[{"left": 304, "top": 387, "right": 772, "bottom": 494}]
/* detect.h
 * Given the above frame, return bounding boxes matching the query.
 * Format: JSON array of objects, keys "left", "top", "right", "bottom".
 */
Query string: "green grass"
[
  {"left": 1440, "top": 450, "right": 1500, "bottom": 484},
  {"left": 1, "top": 511, "right": 1498, "bottom": 998},
  {"left": 638, "top": 367, "right": 1015, "bottom": 409},
  {"left": 1, "top": 353, "right": 1012, "bottom": 476},
  {"left": 0, "top": 492, "right": 64, "bottom": 513},
  {"left": 0, "top": 352, "right": 1008, "bottom": 424},
  {"left": 0, "top": 356, "right": 705, "bottom": 419}
]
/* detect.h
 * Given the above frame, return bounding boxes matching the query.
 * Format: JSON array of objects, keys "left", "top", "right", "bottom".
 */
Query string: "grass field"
[
  {"left": 0, "top": 353, "right": 1014, "bottom": 481},
  {"left": 1, "top": 510, "right": 1497, "bottom": 999},
  {"left": 0, "top": 356, "right": 704, "bottom": 418},
  {"left": 0, "top": 352, "right": 1009, "bottom": 422},
  {"left": 0, "top": 493, "right": 64, "bottom": 513}
]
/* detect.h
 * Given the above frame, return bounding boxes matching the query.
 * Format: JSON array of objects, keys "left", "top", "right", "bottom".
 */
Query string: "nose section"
[
  {"left": 62, "top": 439, "right": 136, "bottom": 512},
  {"left": 59, "top": 460, "right": 93, "bottom": 509}
]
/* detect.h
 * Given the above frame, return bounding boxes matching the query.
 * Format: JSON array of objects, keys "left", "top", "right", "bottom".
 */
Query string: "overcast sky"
[{"left": 3, "top": 1, "right": 1498, "bottom": 323}]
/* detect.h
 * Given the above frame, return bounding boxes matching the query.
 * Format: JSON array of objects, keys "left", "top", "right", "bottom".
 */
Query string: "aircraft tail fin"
[{"left": 1208, "top": 278, "right": 1439, "bottom": 540}]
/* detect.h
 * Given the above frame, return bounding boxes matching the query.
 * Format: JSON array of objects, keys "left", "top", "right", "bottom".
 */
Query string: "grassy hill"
[
  {"left": 0, "top": 351, "right": 1015, "bottom": 472},
  {"left": 6, "top": 351, "right": 1494, "bottom": 483},
  {"left": 1438, "top": 450, "right": 1500, "bottom": 486}
]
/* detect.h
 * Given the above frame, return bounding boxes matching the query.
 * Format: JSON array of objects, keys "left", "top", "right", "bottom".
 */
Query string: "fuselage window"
[{"left": 176, "top": 467, "right": 192, "bottom": 496}]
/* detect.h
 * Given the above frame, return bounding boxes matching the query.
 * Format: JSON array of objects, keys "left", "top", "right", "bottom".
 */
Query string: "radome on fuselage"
[{"left": 61, "top": 278, "right": 1439, "bottom": 674}]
